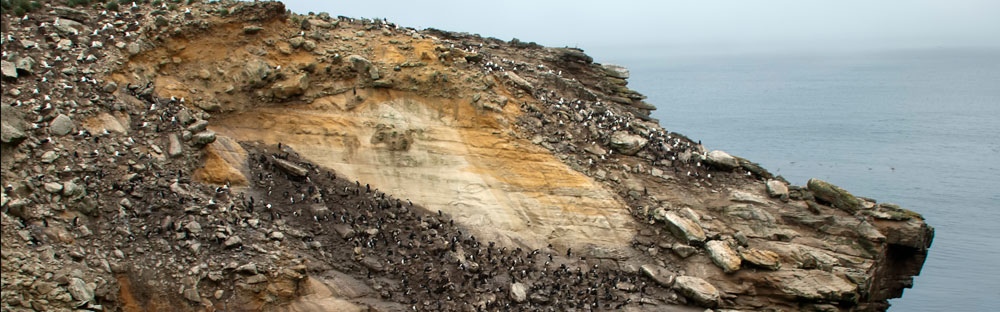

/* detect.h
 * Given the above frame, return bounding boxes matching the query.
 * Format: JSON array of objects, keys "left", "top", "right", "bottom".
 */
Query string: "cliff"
[{"left": 0, "top": 1, "right": 932, "bottom": 311}]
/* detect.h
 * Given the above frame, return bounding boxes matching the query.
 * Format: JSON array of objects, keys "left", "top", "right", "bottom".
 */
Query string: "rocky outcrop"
[{"left": 0, "top": 1, "right": 931, "bottom": 312}]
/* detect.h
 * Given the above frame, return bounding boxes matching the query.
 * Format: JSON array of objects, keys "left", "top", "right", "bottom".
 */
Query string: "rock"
[
  {"left": 1, "top": 60, "right": 16, "bottom": 79},
  {"left": 57, "top": 39, "right": 74, "bottom": 51},
  {"left": 602, "top": 64, "right": 630, "bottom": 79},
  {"left": 763, "top": 269, "right": 858, "bottom": 302},
  {"left": 556, "top": 48, "right": 593, "bottom": 64},
  {"left": 766, "top": 179, "right": 789, "bottom": 198},
  {"left": 62, "top": 181, "right": 84, "bottom": 198},
  {"left": 640, "top": 264, "right": 675, "bottom": 287},
  {"left": 191, "top": 130, "right": 217, "bottom": 146},
  {"left": 183, "top": 286, "right": 201, "bottom": 303},
  {"left": 184, "top": 221, "right": 202, "bottom": 234},
  {"left": 54, "top": 6, "right": 91, "bottom": 22},
  {"left": 49, "top": 114, "right": 75, "bottom": 136},
  {"left": 346, "top": 55, "right": 380, "bottom": 80},
  {"left": 705, "top": 150, "right": 739, "bottom": 169},
  {"left": 672, "top": 243, "right": 697, "bottom": 258},
  {"left": 1, "top": 106, "right": 28, "bottom": 144},
  {"left": 609, "top": 131, "right": 648, "bottom": 155},
  {"left": 242, "top": 59, "right": 273, "bottom": 87},
  {"left": 807, "top": 178, "right": 860, "bottom": 213},
  {"left": 673, "top": 276, "right": 719, "bottom": 307},
  {"left": 288, "top": 37, "right": 305, "bottom": 48},
  {"left": 705, "top": 240, "right": 741, "bottom": 273},
  {"left": 236, "top": 263, "right": 258, "bottom": 275},
  {"left": 126, "top": 42, "right": 142, "bottom": 56},
  {"left": 740, "top": 248, "right": 781, "bottom": 270},
  {"left": 187, "top": 120, "right": 209, "bottom": 133},
  {"left": 509, "top": 282, "right": 527, "bottom": 303},
  {"left": 224, "top": 236, "right": 242, "bottom": 248},
  {"left": 271, "top": 73, "right": 309, "bottom": 99},
  {"left": 44, "top": 182, "right": 64, "bottom": 193},
  {"left": 14, "top": 57, "right": 35, "bottom": 75},
  {"left": 502, "top": 71, "right": 533, "bottom": 91},
  {"left": 273, "top": 158, "right": 308, "bottom": 178},
  {"left": 102, "top": 81, "right": 118, "bottom": 93},
  {"left": 243, "top": 25, "right": 264, "bottom": 34},
  {"left": 67, "top": 278, "right": 94, "bottom": 303},
  {"left": 168, "top": 134, "right": 183, "bottom": 157},
  {"left": 662, "top": 211, "right": 706, "bottom": 244}
]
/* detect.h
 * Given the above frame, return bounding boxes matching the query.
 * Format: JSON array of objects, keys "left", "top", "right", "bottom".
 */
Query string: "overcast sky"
[{"left": 282, "top": 0, "right": 1000, "bottom": 60}]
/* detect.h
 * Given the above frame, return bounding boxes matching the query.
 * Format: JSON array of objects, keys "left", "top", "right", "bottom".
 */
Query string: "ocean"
[{"left": 608, "top": 48, "right": 1000, "bottom": 311}]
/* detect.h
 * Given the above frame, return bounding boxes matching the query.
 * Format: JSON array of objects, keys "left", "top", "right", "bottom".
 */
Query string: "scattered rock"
[
  {"left": 168, "top": 134, "right": 183, "bottom": 157},
  {"left": 243, "top": 25, "right": 264, "bottom": 34},
  {"left": 672, "top": 243, "right": 697, "bottom": 258},
  {"left": 67, "top": 278, "right": 94, "bottom": 303},
  {"left": 602, "top": 64, "right": 630, "bottom": 79},
  {"left": 346, "top": 55, "right": 380, "bottom": 80},
  {"left": 273, "top": 158, "right": 308, "bottom": 178},
  {"left": 1, "top": 61, "right": 17, "bottom": 80},
  {"left": 673, "top": 276, "right": 719, "bottom": 307},
  {"left": 191, "top": 130, "right": 217, "bottom": 146},
  {"left": 740, "top": 248, "right": 781, "bottom": 270},
  {"left": 45, "top": 182, "right": 65, "bottom": 193}
]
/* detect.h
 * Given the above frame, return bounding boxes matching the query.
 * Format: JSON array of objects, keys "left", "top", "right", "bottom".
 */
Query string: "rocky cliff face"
[{"left": 0, "top": 1, "right": 932, "bottom": 311}]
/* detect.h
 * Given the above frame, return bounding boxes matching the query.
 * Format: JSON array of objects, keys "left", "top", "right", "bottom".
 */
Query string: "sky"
[{"left": 282, "top": 0, "right": 1000, "bottom": 60}]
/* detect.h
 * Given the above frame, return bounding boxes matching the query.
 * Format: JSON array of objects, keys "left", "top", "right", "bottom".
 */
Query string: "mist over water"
[{"left": 607, "top": 48, "right": 1000, "bottom": 311}]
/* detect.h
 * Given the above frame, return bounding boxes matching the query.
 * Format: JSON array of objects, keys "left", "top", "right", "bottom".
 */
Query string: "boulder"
[
  {"left": 54, "top": 6, "right": 92, "bottom": 22},
  {"left": 346, "top": 55, "right": 380, "bottom": 80},
  {"left": 609, "top": 131, "right": 648, "bottom": 155},
  {"left": 640, "top": 264, "right": 675, "bottom": 287},
  {"left": 556, "top": 48, "right": 593, "bottom": 64},
  {"left": 1, "top": 106, "right": 28, "bottom": 144},
  {"left": 271, "top": 73, "right": 309, "bottom": 99},
  {"left": 766, "top": 179, "right": 789, "bottom": 198},
  {"left": 705, "top": 150, "right": 739, "bottom": 169},
  {"left": 807, "top": 178, "right": 860, "bottom": 213},
  {"left": 705, "top": 240, "right": 741, "bottom": 273},
  {"left": 673, "top": 276, "right": 719, "bottom": 307},
  {"left": 510, "top": 282, "right": 527, "bottom": 303},
  {"left": 191, "top": 130, "right": 217, "bottom": 146},
  {"left": 740, "top": 248, "right": 781, "bottom": 270},
  {"left": 273, "top": 158, "right": 308, "bottom": 178},
  {"left": 503, "top": 71, "right": 533, "bottom": 91},
  {"left": 1, "top": 60, "right": 16, "bottom": 79},
  {"left": 168, "top": 134, "right": 183, "bottom": 157},
  {"left": 662, "top": 211, "right": 706, "bottom": 244},
  {"left": 67, "top": 277, "right": 94, "bottom": 303},
  {"left": 15, "top": 57, "right": 36, "bottom": 75},
  {"left": 242, "top": 59, "right": 273, "bottom": 87},
  {"left": 49, "top": 114, "right": 75, "bottom": 136}
]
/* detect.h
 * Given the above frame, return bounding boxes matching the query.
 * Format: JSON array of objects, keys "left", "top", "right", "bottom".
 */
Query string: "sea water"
[{"left": 612, "top": 48, "right": 1000, "bottom": 311}]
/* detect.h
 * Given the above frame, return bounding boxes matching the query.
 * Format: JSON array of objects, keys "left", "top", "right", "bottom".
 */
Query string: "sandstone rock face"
[
  {"left": 673, "top": 276, "right": 719, "bottom": 307},
  {"left": 740, "top": 248, "right": 781, "bottom": 270}
]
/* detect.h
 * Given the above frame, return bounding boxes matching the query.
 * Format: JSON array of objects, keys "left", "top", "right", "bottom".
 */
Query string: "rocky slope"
[{"left": 1, "top": 1, "right": 933, "bottom": 311}]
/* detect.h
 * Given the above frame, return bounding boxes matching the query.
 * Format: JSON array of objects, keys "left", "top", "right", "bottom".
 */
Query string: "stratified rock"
[
  {"left": 807, "top": 178, "right": 860, "bottom": 213},
  {"left": 243, "top": 25, "right": 264, "bottom": 34},
  {"left": 740, "top": 248, "right": 781, "bottom": 270},
  {"left": 503, "top": 71, "right": 533, "bottom": 91},
  {"left": 662, "top": 211, "right": 706, "bottom": 244},
  {"left": 640, "top": 264, "right": 675, "bottom": 287},
  {"left": 766, "top": 179, "right": 789, "bottom": 198},
  {"left": 273, "top": 158, "right": 308, "bottom": 177},
  {"left": 762, "top": 270, "right": 858, "bottom": 302},
  {"left": 602, "top": 64, "right": 630, "bottom": 79},
  {"left": 705, "top": 150, "right": 739, "bottom": 169},
  {"left": 510, "top": 282, "right": 527, "bottom": 303},
  {"left": 673, "top": 276, "right": 719, "bottom": 307},
  {"left": 54, "top": 6, "right": 92, "bottom": 22},
  {"left": 705, "top": 240, "right": 741, "bottom": 273},
  {"left": 609, "top": 131, "right": 647, "bottom": 155},
  {"left": 49, "top": 114, "right": 75, "bottom": 136}
]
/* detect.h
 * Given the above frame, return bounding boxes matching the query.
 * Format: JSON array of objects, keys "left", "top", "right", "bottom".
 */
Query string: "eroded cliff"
[{"left": 1, "top": 1, "right": 932, "bottom": 311}]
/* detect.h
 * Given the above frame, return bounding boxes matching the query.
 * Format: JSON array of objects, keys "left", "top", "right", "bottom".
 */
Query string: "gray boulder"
[
  {"left": 191, "top": 130, "right": 217, "bottom": 146},
  {"left": 640, "top": 264, "right": 675, "bottom": 287},
  {"left": 509, "top": 282, "right": 527, "bottom": 303},
  {"left": 1, "top": 60, "right": 17, "bottom": 79},
  {"left": 661, "top": 211, "right": 706, "bottom": 244},
  {"left": 346, "top": 55, "right": 380, "bottom": 80},
  {"left": 273, "top": 158, "right": 308, "bottom": 177},
  {"left": 766, "top": 179, "right": 790, "bottom": 198},
  {"left": 49, "top": 114, "right": 75, "bottom": 136},
  {"left": 1, "top": 106, "right": 28, "bottom": 144},
  {"left": 67, "top": 277, "right": 94, "bottom": 303},
  {"left": 705, "top": 150, "right": 739, "bottom": 169},
  {"left": 602, "top": 64, "right": 630, "bottom": 79},
  {"left": 740, "top": 248, "right": 781, "bottom": 270},
  {"left": 609, "top": 131, "right": 648, "bottom": 155}
]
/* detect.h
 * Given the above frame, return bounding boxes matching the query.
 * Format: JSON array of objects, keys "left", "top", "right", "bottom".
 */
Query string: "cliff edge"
[{"left": 1, "top": 1, "right": 932, "bottom": 311}]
